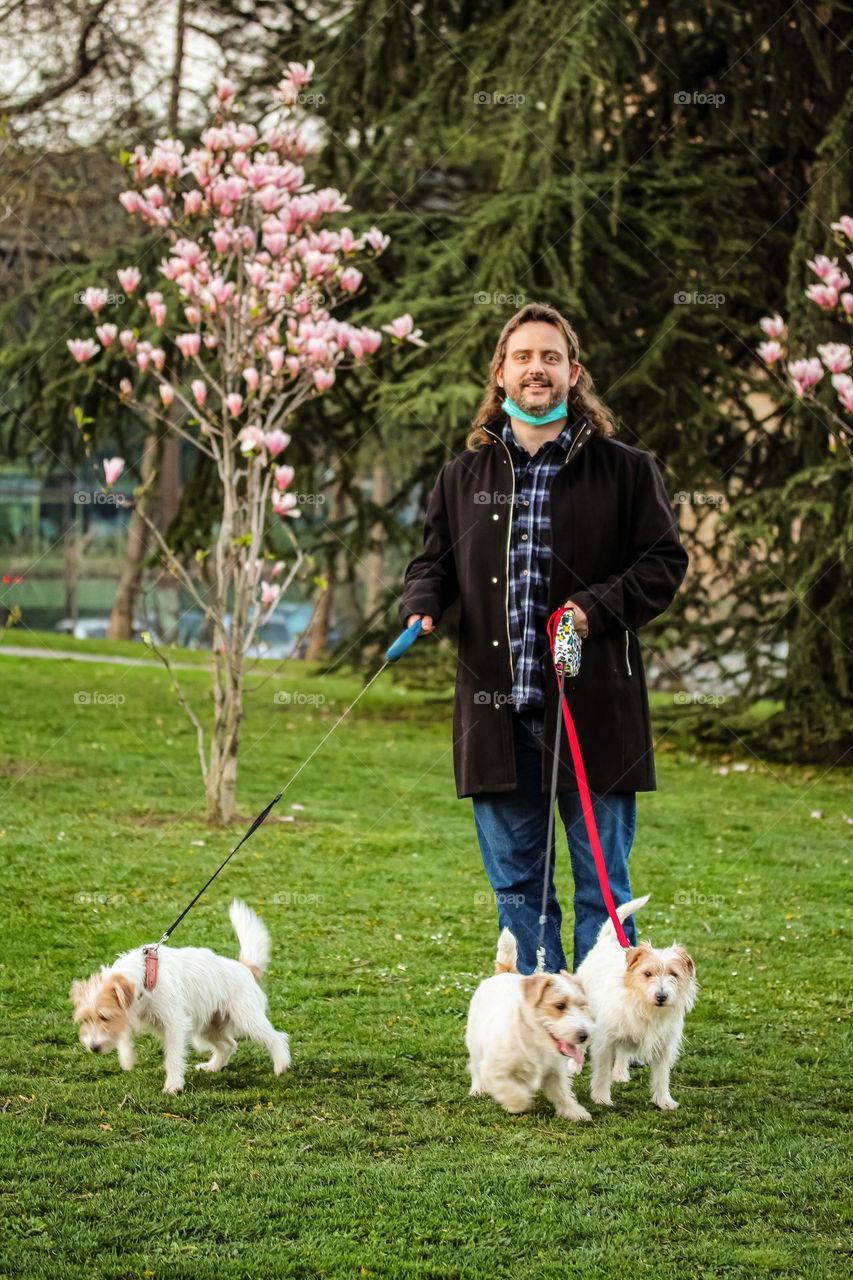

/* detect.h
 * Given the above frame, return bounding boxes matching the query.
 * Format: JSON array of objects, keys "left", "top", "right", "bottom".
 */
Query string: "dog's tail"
[
  {"left": 494, "top": 927, "right": 518, "bottom": 974},
  {"left": 598, "top": 893, "right": 650, "bottom": 942},
  {"left": 229, "top": 899, "right": 271, "bottom": 980}
]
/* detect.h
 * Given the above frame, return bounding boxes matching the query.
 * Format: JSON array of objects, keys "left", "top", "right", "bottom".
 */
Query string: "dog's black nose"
[
  {"left": 655, "top": 992, "right": 668, "bottom": 1006},
  {"left": 577, "top": 1031, "right": 588, "bottom": 1043},
  {"left": 92, "top": 1044, "right": 104, "bottom": 1053}
]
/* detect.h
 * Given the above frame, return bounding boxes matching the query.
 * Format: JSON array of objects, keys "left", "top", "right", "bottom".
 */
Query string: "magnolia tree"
[
  {"left": 68, "top": 62, "right": 425, "bottom": 825},
  {"left": 758, "top": 212, "right": 853, "bottom": 437}
]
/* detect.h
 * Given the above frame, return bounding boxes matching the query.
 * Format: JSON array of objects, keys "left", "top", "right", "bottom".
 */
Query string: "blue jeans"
[{"left": 472, "top": 709, "right": 637, "bottom": 972}]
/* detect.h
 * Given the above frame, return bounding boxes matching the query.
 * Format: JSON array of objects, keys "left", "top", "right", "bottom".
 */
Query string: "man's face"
[{"left": 497, "top": 321, "right": 579, "bottom": 416}]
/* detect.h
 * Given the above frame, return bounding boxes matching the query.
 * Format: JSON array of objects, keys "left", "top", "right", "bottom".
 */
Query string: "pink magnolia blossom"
[
  {"left": 242, "top": 367, "right": 260, "bottom": 392},
  {"left": 81, "top": 287, "right": 108, "bottom": 315},
  {"left": 103, "top": 457, "right": 125, "bottom": 487},
  {"left": 381, "top": 313, "right": 427, "bottom": 347},
  {"left": 832, "top": 373, "right": 853, "bottom": 411},
  {"left": 183, "top": 190, "right": 203, "bottom": 215},
  {"left": 226, "top": 392, "right": 244, "bottom": 416},
  {"left": 270, "top": 560, "right": 285, "bottom": 577},
  {"left": 67, "top": 338, "right": 100, "bottom": 363},
  {"left": 261, "top": 582, "right": 280, "bottom": 606},
  {"left": 185, "top": 305, "right": 201, "bottom": 325},
  {"left": 119, "top": 330, "right": 137, "bottom": 354},
  {"left": 265, "top": 429, "right": 291, "bottom": 456},
  {"left": 831, "top": 214, "right": 853, "bottom": 240},
  {"left": 95, "top": 323, "right": 118, "bottom": 347},
  {"left": 758, "top": 341, "right": 784, "bottom": 366},
  {"left": 339, "top": 267, "right": 362, "bottom": 294},
  {"left": 805, "top": 283, "right": 838, "bottom": 310},
  {"left": 238, "top": 425, "right": 265, "bottom": 454},
  {"left": 117, "top": 266, "right": 141, "bottom": 294},
  {"left": 788, "top": 357, "right": 824, "bottom": 397},
  {"left": 312, "top": 368, "right": 335, "bottom": 391},
  {"left": 817, "top": 342, "right": 851, "bottom": 374},
  {"left": 136, "top": 348, "right": 151, "bottom": 372},
  {"left": 160, "top": 383, "right": 175, "bottom": 408},
  {"left": 274, "top": 465, "right": 295, "bottom": 491},
  {"left": 759, "top": 314, "right": 785, "bottom": 339},
  {"left": 176, "top": 332, "right": 201, "bottom": 358},
  {"left": 119, "top": 378, "right": 133, "bottom": 399},
  {"left": 212, "top": 228, "right": 231, "bottom": 254},
  {"left": 268, "top": 346, "right": 285, "bottom": 373},
  {"left": 191, "top": 379, "right": 207, "bottom": 407},
  {"left": 272, "top": 491, "right": 300, "bottom": 518},
  {"left": 151, "top": 348, "right": 166, "bottom": 371}
]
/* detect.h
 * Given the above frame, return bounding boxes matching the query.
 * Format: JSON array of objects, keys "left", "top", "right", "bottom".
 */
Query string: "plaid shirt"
[{"left": 501, "top": 415, "right": 575, "bottom": 712}]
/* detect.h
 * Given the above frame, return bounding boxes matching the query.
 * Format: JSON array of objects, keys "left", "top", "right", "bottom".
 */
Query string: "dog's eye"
[
  {"left": 98, "top": 1012, "right": 112, "bottom": 1022},
  {"left": 553, "top": 1001, "right": 567, "bottom": 1012},
  {"left": 643, "top": 970, "right": 653, "bottom": 978}
]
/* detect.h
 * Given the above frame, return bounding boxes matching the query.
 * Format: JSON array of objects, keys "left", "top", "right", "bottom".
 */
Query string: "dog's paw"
[
  {"left": 611, "top": 1065, "right": 631, "bottom": 1084},
  {"left": 163, "top": 1081, "right": 185, "bottom": 1095},
  {"left": 654, "top": 1095, "right": 679, "bottom": 1111},
  {"left": 590, "top": 1090, "right": 613, "bottom": 1107},
  {"left": 195, "top": 1061, "right": 217, "bottom": 1072},
  {"left": 558, "top": 1104, "right": 592, "bottom": 1122}
]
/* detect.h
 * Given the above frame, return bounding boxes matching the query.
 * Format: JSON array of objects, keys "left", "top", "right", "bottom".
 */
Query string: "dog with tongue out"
[{"left": 465, "top": 928, "right": 594, "bottom": 1120}]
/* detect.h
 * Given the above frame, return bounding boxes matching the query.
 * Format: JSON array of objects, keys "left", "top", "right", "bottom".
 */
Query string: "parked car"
[
  {"left": 172, "top": 601, "right": 337, "bottom": 659},
  {"left": 54, "top": 616, "right": 159, "bottom": 643}
]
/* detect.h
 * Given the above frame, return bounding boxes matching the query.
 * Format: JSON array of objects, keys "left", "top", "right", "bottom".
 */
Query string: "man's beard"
[{"left": 510, "top": 380, "right": 567, "bottom": 417}]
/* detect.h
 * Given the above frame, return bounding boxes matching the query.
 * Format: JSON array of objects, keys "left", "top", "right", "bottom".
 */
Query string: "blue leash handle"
[{"left": 385, "top": 618, "right": 422, "bottom": 662}]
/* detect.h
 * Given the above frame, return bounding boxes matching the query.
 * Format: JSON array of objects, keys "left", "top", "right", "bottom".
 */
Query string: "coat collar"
[{"left": 483, "top": 414, "right": 595, "bottom": 466}]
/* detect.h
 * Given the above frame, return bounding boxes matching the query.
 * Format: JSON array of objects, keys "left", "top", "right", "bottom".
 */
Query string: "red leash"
[{"left": 546, "top": 606, "right": 630, "bottom": 950}]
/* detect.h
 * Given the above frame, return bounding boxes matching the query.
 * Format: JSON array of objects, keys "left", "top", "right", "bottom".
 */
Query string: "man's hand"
[
  {"left": 406, "top": 613, "right": 435, "bottom": 634},
  {"left": 564, "top": 600, "right": 589, "bottom": 638}
]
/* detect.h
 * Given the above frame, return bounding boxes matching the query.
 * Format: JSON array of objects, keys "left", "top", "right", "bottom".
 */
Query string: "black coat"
[{"left": 399, "top": 420, "right": 689, "bottom": 798}]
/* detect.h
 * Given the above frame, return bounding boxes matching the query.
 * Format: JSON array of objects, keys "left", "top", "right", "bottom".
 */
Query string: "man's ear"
[{"left": 522, "top": 975, "right": 553, "bottom": 1007}]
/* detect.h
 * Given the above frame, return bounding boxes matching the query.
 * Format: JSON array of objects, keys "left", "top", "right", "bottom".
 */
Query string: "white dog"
[
  {"left": 465, "top": 929, "right": 593, "bottom": 1120},
  {"left": 576, "top": 894, "right": 697, "bottom": 1111},
  {"left": 70, "top": 899, "right": 291, "bottom": 1093}
]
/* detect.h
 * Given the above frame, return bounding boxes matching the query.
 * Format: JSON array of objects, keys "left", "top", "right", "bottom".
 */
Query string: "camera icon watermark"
[
  {"left": 274, "top": 691, "right": 326, "bottom": 706},
  {"left": 270, "top": 891, "right": 324, "bottom": 906},
  {"left": 673, "top": 490, "right": 725, "bottom": 509},
  {"left": 474, "top": 890, "right": 525, "bottom": 907},
  {"left": 73, "top": 891, "right": 126, "bottom": 906},
  {"left": 473, "top": 691, "right": 516, "bottom": 706},
  {"left": 674, "top": 890, "right": 724, "bottom": 908},
  {"left": 672, "top": 691, "right": 726, "bottom": 707},
  {"left": 73, "top": 691, "right": 127, "bottom": 706},
  {"left": 674, "top": 290, "right": 725, "bottom": 308},
  {"left": 674, "top": 90, "right": 725, "bottom": 108}
]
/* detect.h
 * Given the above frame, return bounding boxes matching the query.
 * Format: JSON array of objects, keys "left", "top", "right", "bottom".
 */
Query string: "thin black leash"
[
  {"left": 535, "top": 664, "right": 566, "bottom": 974},
  {"left": 155, "top": 792, "right": 282, "bottom": 947}
]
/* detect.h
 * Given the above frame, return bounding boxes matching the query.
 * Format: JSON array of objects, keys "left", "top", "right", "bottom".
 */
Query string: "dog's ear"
[
  {"left": 671, "top": 946, "right": 695, "bottom": 978},
  {"left": 69, "top": 979, "right": 86, "bottom": 1006},
  {"left": 625, "top": 945, "right": 651, "bottom": 970},
  {"left": 522, "top": 974, "right": 553, "bottom": 1007},
  {"left": 107, "top": 974, "right": 135, "bottom": 1010}
]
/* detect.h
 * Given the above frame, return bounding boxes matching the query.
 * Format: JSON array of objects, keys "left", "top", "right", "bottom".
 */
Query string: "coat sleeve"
[
  {"left": 397, "top": 462, "right": 460, "bottom": 627},
  {"left": 568, "top": 451, "right": 688, "bottom": 637}
]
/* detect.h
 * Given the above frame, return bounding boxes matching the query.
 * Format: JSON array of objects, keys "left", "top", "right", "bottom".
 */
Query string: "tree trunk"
[
  {"left": 364, "top": 457, "right": 389, "bottom": 618},
  {"left": 306, "top": 478, "right": 345, "bottom": 660},
  {"left": 108, "top": 433, "right": 159, "bottom": 640}
]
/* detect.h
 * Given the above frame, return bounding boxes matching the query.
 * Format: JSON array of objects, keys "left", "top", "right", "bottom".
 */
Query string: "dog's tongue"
[{"left": 556, "top": 1040, "right": 584, "bottom": 1065}]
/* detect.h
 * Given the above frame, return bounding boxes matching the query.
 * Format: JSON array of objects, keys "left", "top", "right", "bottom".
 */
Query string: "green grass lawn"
[{"left": 1, "top": 641, "right": 850, "bottom": 1279}]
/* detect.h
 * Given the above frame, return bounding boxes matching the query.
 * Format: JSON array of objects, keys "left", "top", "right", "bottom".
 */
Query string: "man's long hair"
[{"left": 466, "top": 301, "right": 617, "bottom": 450}]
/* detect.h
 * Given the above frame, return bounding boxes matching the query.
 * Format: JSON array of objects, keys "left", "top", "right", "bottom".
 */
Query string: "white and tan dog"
[
  {"left": 465, "top": 929, "right": 593, "bottom": 1120},
  {"left": 70, "top": 899, "right": 291, "bottom": 1093},
  {"left": 576, "top": 894, "right": 697, "bottom": 1111}
]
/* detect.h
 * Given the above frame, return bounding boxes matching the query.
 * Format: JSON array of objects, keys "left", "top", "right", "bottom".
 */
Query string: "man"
[{"left": 399, "top": 301, "right": 688, "bottom": 972}]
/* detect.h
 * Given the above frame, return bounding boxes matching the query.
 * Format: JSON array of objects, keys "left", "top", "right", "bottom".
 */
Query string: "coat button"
[
  {"left": 491, "top": 576, "right": 498, "bottom": 584},
  {"left": 492, "top": 640, "right": 499, "bottom": 647},
  {"left": 492, "top": 513, "right": 499, "bottom": 521}
]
